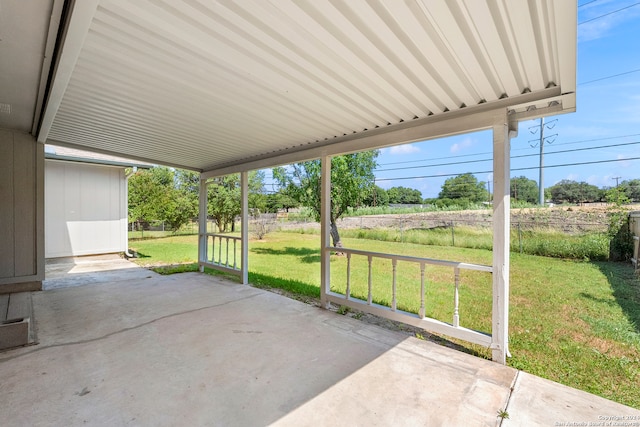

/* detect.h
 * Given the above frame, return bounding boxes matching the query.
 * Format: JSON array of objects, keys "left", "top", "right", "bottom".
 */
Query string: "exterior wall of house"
[
  {"left": 0, "top": 129, "right": 44, "bottom": 293},
  {"left": 45, "top": 160, "right": 127, "bottom": 258}
]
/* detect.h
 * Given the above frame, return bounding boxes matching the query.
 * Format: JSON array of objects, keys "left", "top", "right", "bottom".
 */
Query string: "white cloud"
[
  {"left": 616, "top": 154, "right": 632, "bottom": 168},
  {"left": 586, "top": 175, "right": 613, "bottom": 187},
  {"left": 388, "top": 144, "right": 420, "bottom": 155},
  {"left": 450, "top": 137, "right": 473, "bottom": 153},
  {"left": 578, "top": 19, "right": 615, "bottom": 42}
]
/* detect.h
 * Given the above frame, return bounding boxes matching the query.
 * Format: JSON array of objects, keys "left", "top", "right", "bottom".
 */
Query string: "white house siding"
[
  {"left": 0, "top": 129, "right": 44, "bottom": 292},
  {"left": 45, "top": 160, "right": 126, "bottom": 258}
]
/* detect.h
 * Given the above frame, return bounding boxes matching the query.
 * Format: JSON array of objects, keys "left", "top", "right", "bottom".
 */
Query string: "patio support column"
[
  {"left": 320, "top": 154, "right": 331, "bottom": 308},
  {"left": 240, "top": 171, "right": 249, "bottom": 285},
  {"left": 491, "top": 116, "right": 517, "bottom": 364},
  {"left": 198, "top": 176, "right": 208, "bottom": 273}
]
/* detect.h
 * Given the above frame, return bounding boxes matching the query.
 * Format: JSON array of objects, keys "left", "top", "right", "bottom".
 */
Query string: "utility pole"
[
  {"left": 538, "top": 118, "right": 545, "bottom": 205},
  {"left": 612, "top": 176, "right": 621, "bottom": 187},
  {"left": 529, "top": 118, "right": 557, "bottom": 206}
]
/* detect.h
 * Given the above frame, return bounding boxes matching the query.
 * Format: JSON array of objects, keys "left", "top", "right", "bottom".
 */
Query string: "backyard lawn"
[{"left": 129, "top": 232, "right": 640, "bottom": 409}]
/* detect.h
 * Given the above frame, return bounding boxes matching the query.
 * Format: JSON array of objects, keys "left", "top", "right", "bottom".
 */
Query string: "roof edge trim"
[
  {"left": 45, "top": 139, "right": 201, "bottom": 172},
  {"left": 202, "top": 86, "right": 564, "bottom": 178},
  {"left": 37, "top": 0, "right": 99, "bottom": 143},
  {"left": 45, "top": 154, "right": 153, "bottom": 169}
]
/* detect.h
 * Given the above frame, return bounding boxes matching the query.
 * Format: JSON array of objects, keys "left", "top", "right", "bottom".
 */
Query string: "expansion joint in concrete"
[
  {"left": 0, "top": 292, "right": 261, "bottom": 363},
  {"left": 499, "top": 370, "right": 520, "bottom": 426}
]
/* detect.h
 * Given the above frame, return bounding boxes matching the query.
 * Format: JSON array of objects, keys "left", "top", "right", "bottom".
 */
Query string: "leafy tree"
[
  {"left": 386, "top": 186, "right": 423, "bottom": 204},
  {"left": 128, "top": 166, "right": 197, "bottom": 232},
  {"left": 266, "top": 190, "right": 299, "bottom": 213},
  {"left": 438, "top": 173, "right": 488, "bottom": 202},
  {"left": 128, "top": 169, "right": 165, "bottom": 226},
  {"left": 606, "top": 187, "right": 633, "bottom": 261},
  {"left": 548, "top": 180, "right": 603, "bottom": 204},
  {"left": 363, "top": 185, "right": 389, "bottom": 207},
  {"left": 207, "top": 175, "right": 240, "bottom": 232},
  {"left": 159, "top": 189, "right": 198, "bottom": 231},
  {"left": 175, "top": 169, "right": 200, "bottom": 196},
  {"left": 619, "top": 179, "right": 640, "bottom": 202},
  {"left": 207, "top": 171, "right": 265, "bottom": 232},
  {"left": 510, "top": 176, "right": 539, "bottom": 204},
  {"left": 273, "top": 151, "right": 379, "bottom": 247},
  {"left": 129, "top": 167, "right": 266, "bottom": 233}
]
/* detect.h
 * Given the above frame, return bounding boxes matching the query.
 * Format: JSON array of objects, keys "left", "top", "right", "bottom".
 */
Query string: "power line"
[
  {"left": 375, "top": 140, "right": 640, "bottom": 172},
  {"left": 578, "top": 2, "right": 640, "bottom": 25},
  {"left": 377, "top": 132, "right": 640, "bottom": 167},
  {"left": 375, "top": 156, "right": 640, "bottom": 182},
  {"left": 555, "top": 133, "right": 640, "bottom": 146},
  {"left": 514, "top": 140, "right": 640, "bottom": 158},
  {"left": 379, "top": 147, "right": 494, "bottom": 166},
  {"left": 579, "top": 68, "right": 640, "bottom": 86},
  {"left": 578, "top": 0, "right": 600, "bottom": 7},
  {"left": 377, "top": 157, "right": 491, "bottom": 172}
]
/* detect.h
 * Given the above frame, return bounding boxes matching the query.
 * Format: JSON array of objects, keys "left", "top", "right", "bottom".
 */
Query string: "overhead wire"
[
  {"left": 578, "top": 1, "right": 640, "bottom": 24},
  {"left": 578, "top": 0, "right": 600, "bottom": 7},
  {"left": 579, "top": 68, "right": 640, "bottom": 86},
  {"left": 377, "top": 133, "right": 640, "bottom": 167},
  {"left": 375, "top": 141, "right": 640, "bottom": 172},
  {"left": 376, "top": 156, "right": 640, "bottom": 182}
]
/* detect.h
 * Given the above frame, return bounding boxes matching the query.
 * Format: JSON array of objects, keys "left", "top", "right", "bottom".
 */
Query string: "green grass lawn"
[
  {"left": 129, "top": 232, "right": 640, "bottom": 408},
  {"left": 283, "top": 225, "right": 611, "bottom": 260}
]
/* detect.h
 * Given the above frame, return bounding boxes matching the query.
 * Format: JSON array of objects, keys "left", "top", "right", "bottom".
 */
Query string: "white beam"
[
  {"left": 37, "top": 0, "right": 99, "bottom": 143},
  {"left": 491, "top": 117, "right": 514, "bottom": 364},
  {"left": 198, "top": 176, "right": 208, "bottom": 272},
  {"left": 320, "top": 155, "right": 331, "bottom": 309},
  {"left": 201, "top": 88, "right": 562, "bottom": 179},
  {"left": 553, "top": 1, "right": 578, "bottom": 96},
  {"left": 509, "top": 93, "right": 575, "bottom": 123},
  {"left": 32, "top": 0, "right": 67, "bottom": 136},
  {"left": 240, "top": 171, "right": 249, "bottom": 285}
]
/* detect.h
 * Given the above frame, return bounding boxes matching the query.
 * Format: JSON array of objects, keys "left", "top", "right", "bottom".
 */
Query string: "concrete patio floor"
[{"left": 1, "top": 258, "right": 638, "bottom": 426}]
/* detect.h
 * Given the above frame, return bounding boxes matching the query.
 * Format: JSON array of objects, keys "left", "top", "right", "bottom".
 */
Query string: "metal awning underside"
[{"left": 37, "top": 0, "right": 576, "bottom": 173}]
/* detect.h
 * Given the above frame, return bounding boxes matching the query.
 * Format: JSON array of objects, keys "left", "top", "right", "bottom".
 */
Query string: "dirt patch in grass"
[{"left": 585, "top": 336, "right": 630, "bottom": 358}]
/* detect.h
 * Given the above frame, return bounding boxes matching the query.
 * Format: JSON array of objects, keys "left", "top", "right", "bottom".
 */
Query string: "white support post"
[
  {"left": 240, "top": 171, "right": 249, "bottom": 285},
  {"left": 491, "top": 117, "right": 516, "bottom": 364},
  {"left": 320, "top": 155, "right": 331, "bottom": 308},
  {"left": 198, "top": 176, "right": 208, "bottom": 272}
]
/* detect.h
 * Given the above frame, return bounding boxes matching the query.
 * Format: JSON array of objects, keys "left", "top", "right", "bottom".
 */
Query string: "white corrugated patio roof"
[{"left": 36, "top": 0, "right": 576, "bottom": 173}]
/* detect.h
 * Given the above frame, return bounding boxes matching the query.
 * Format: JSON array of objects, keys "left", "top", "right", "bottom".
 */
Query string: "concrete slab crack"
[
  {"left": 0, "top": 292, "right": 262, "bottom": 363},
  {"left": 498, "top": 369, "right": 520, "bottom": 426}
]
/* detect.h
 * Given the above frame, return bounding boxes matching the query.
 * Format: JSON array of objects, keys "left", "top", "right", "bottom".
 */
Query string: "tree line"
[
  {"left": 129, "top": 152, "right": 640, "bottom": 247},
  {"left": 128, "top": 167, "right": 268, "bottom": 233}
]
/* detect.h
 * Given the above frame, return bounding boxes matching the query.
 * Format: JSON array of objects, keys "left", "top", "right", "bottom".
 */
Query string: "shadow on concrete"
[{"left": 4, "top": 264, "right": 637, "bottom": 424}]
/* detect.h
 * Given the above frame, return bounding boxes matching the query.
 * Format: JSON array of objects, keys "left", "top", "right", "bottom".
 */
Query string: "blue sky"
[
  {"left": 374, "top": 0, "right": 640, "bottom": 199},
  {"left": 266, "top": 1, "right": 640, "bottom": 199}
]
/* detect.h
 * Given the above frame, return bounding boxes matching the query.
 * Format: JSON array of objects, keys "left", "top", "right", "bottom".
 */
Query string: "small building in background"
[{"left": 44, "top": 145, "right": 152, "bottom": 259}]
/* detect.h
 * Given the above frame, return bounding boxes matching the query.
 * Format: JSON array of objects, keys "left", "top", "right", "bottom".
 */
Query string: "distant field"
[{"left": 129, "top": 232, "right": 640, "bottom": 408}]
